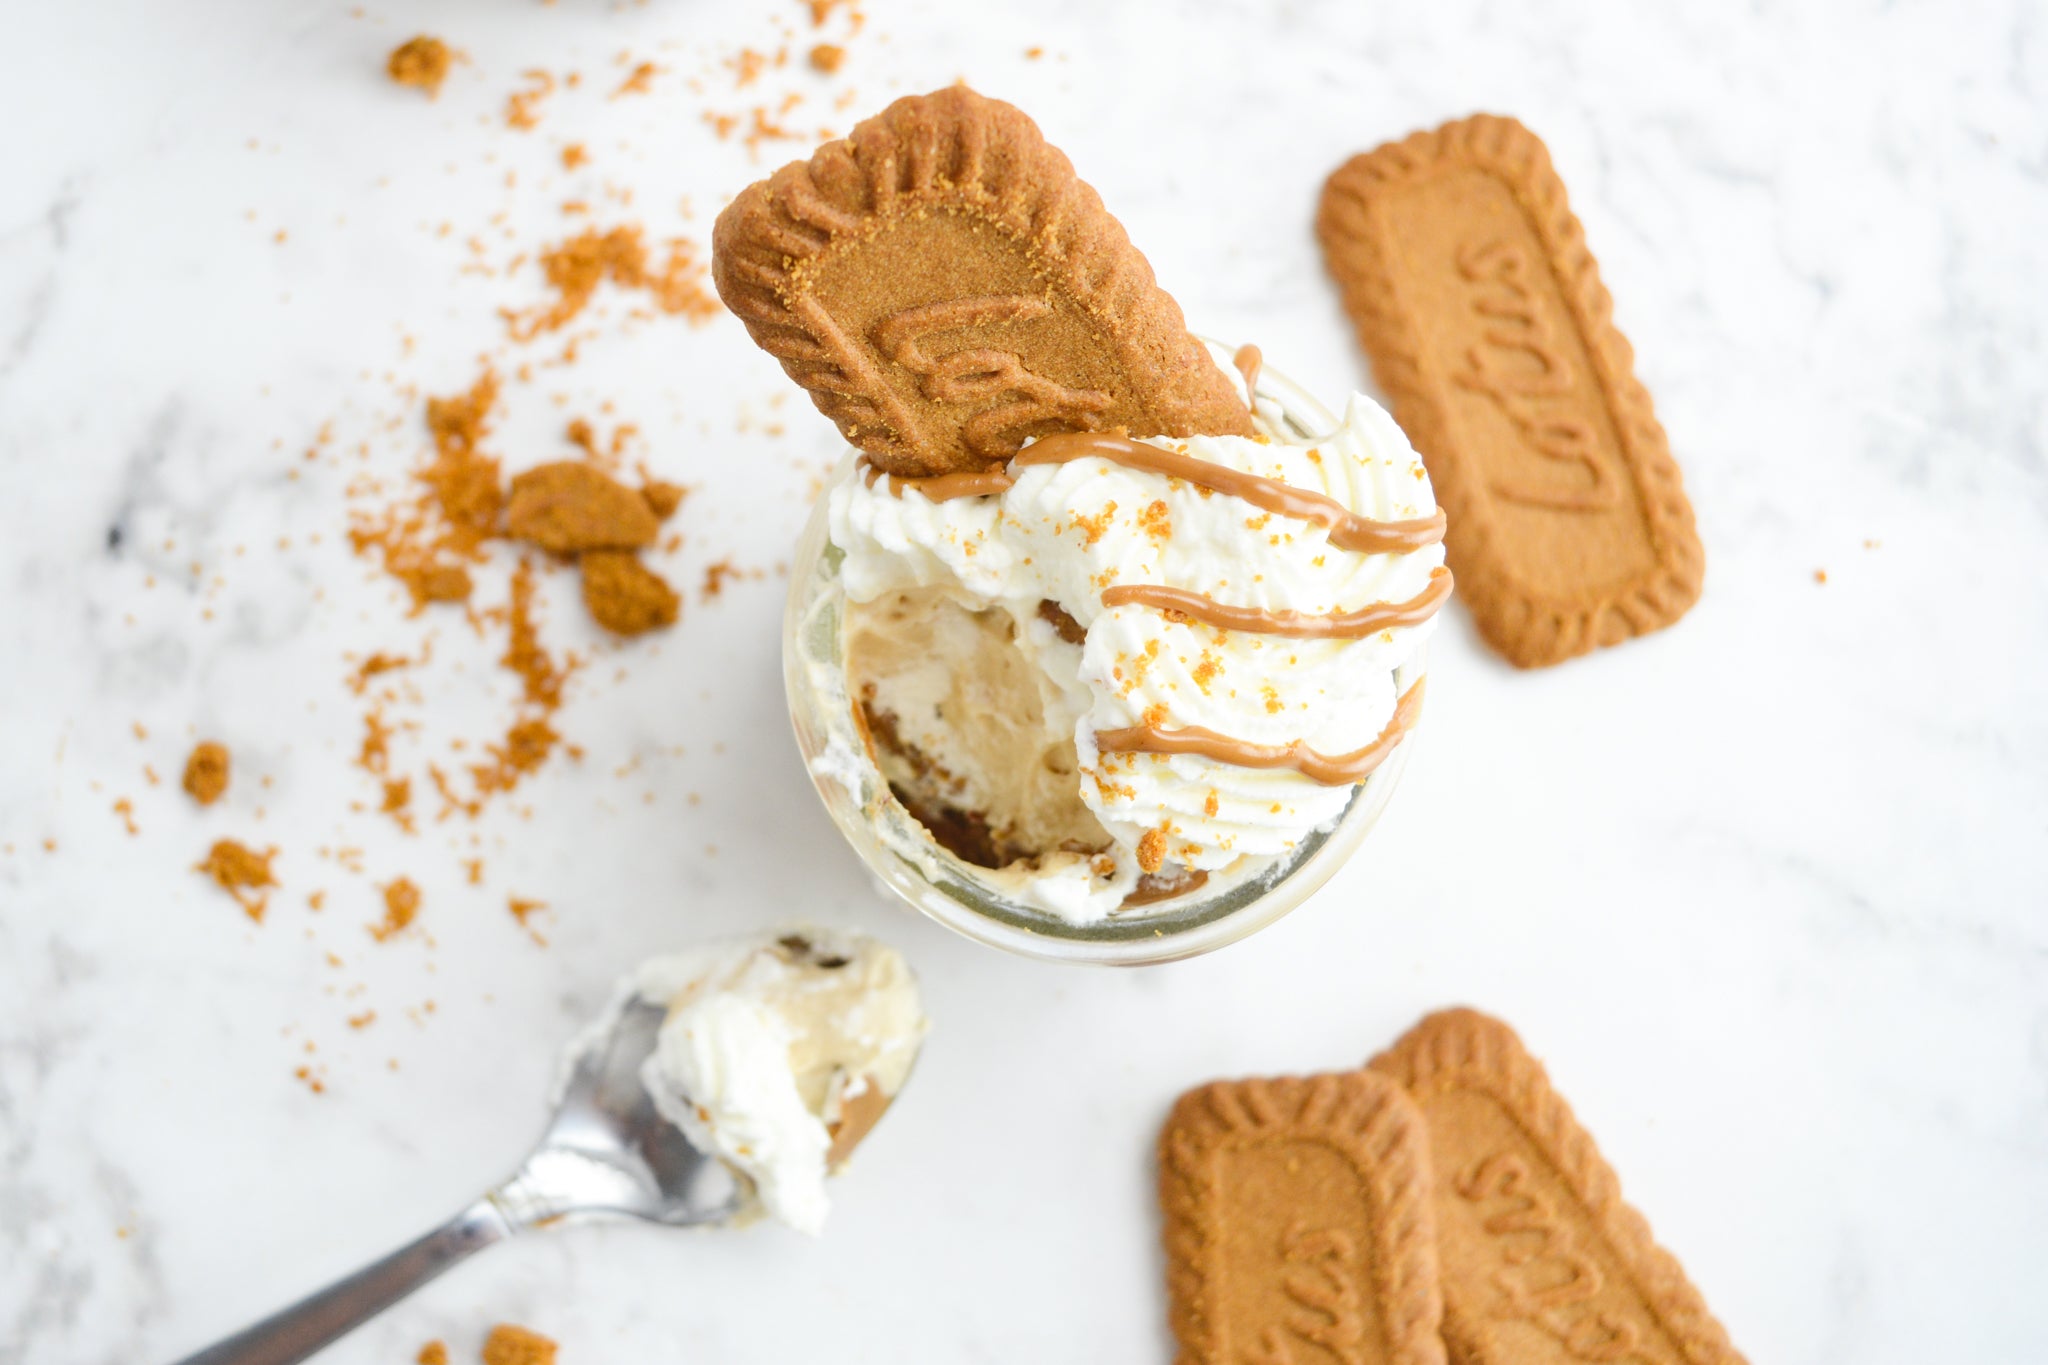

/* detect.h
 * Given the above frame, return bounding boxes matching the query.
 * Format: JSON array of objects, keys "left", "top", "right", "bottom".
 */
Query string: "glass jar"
[{"left": 781, "top": 345, "right": 1427, "bottom": 965}]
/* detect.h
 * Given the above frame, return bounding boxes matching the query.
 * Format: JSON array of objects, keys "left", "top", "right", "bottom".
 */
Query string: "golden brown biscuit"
[
  {"left": 713, "top": 85, "right": 1252, "bottom": 476},
  {"left": 1318, "top": 115, "right": 1703, "bottom": 668},
  {"left": 1159, "top": 1070, "right": 1447, "bottom": 1365},
  {"left": 1370, "top": 1009, "right": 1747, "bottom": 1365}
]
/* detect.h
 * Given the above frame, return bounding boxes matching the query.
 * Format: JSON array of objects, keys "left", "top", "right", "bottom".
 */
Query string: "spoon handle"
[{"left": 168, "top": 1197, "right": 512, "bottom": 1365}]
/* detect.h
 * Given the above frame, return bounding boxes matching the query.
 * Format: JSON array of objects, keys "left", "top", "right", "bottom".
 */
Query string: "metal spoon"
[{"left": 170, "top": 998, "right": 765, "bottom": 1365}]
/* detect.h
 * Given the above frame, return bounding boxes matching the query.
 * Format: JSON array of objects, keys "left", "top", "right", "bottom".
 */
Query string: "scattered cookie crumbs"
[
  {"left": 471, "top": 716, "right": 564, "bottom": 800},
  {"left": 183, "top": 741, "right": 231, "bottom": 805},
  {"left": 293, "top": 1064, "right": 327, "bottom": 1095},
  {"left": 506, "top": 69, "right": 556, "bottom": 130},
  {"left": 257, "top": 13, "right": 824, "bottom": 1031},
  {"left": 197, "top": 840, "right": 278, "bottom": 921},
  {"left": 387, "top": 37, "right": 455, "bottom": 98},
  {"left": 482, "top": 1325, "right": 557, "bottom": 1365},
  {"left": 1814, "top": 569, "right": 1828, "bottom": 584},
  {"left": 348, "top": 1010, "right": 377, "bottom": 1029},
  {"left": 1025, "top": 46, "right": 1045, "bottom": 59},
  {"left": 581, "top": 551, "right": 679, "bottom": 636},
  {"left": 701, "top": 558, "right": 764, "bottom": 600},
  {"left": 506, "top": 225, "right": 719, "bottom": 340},
  {"left": 370, "top": 877, "right": 421, "bottom": 941},
  {"left": 500, "top": 560, "right": 572, "bottom": 708},
  {"left": 730, "top": 48, "right": 768, "bottom": 87},
  {"left": 506, "top": 462, "right": 658, "bottom": 552},
  {"left": 417, "top": 1343, "right": 449, "bottom": 1365},
  {"left": 112, "top": 798, "right": 139, "bottom": 835},
  {"left": 348, "top": 369, "right": 501, "bottom": 610}
]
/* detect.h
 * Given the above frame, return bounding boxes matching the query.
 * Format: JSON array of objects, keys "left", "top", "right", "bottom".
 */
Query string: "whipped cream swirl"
[{"left": 829, "top": 388, "right": 1444, "bottom": 920}]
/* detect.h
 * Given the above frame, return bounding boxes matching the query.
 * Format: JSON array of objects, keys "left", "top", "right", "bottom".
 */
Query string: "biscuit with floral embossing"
[
  {"left": 1370, "top": 1009, "right": 1747, "bottom": 1365},
  {"left": 1159, "top": 1070, "right": 1446, "bottom": 1365},
  {"left": 712, "top": 84, "right": 1251, "bottom": 477},
  {"left": 1318, "top": 115, "right": 1702, "bottom": 668}
]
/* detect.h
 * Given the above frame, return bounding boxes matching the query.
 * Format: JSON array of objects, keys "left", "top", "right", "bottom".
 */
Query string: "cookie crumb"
[
  {"left": 809, "top": 44, "right": 846, "bottom": 74},
  {"left": 581, "top": 551, "right": 680, "bottom": 636},
  {"left": 417, "top": 1343, "right": 448, "bottom": 1365},
  {"left": 371, "top": 877, "right": 421, "bottom": 941},
  {"left": 506, "top": 462, "right": 658, "bottom": 553},
  {"left": 482, "top": 1325, "right": 557, "bottom": 1365},
  {"left": 387, "top": 37, "right": 454, "bottom": 98},
  {"left": 613, "top": 61, "right": 660, "bottom": 99},
  {"left": 184, "top": 742, "right": 231, "bottom": 805},
  {"left": 1813, "top": 568, "right": 1827, "bottom": 584},
  {"left": 1137, "top": 827, "right": 1168, "bottom": 875},
  {"left": 197, "top": 840, "right": 278, "bottom": 921}
]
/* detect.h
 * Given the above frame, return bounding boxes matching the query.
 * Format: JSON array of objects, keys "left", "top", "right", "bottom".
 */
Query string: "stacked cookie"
[{"left": 1159, "top": 1011, "right": 1747, "bottom": 1365}]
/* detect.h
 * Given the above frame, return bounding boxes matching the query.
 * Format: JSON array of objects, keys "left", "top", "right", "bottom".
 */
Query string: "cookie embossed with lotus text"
[
  {"left": 1317, "top": 115, "right": 1703, "bottom": 668},
  {"left": 1158, "top": 1070, "right": 1447, "bottom": 1365},
  {"left": 712, "top": 85, "right": 1251, "bottom": 477},
  {"left": 1369, "top": 1009, "right": 1747, "bottom": 1365}
]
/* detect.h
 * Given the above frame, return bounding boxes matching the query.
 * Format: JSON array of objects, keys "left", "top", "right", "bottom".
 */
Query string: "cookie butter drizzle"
[
  {"left": 1103, "top": 567, "right": 1453, "bottom": 640},
  {"left": 858, "top": 461, "right": 1015, "bottom": 501},
  {"left": 1013, "top": 432, "right": 1448, "bottom": 554},
  {"left": 1231, "top": 344, "right": 1263, "bottom": 405},
  {"left": 1097, "top": 679, "right": 1426, "bottom": 786},
  {"left": 858, "top": 434, "right": 1449, "bottom": 556},
  {"left": 852, "top": 429, "right": 1445, "bottom": 786}
]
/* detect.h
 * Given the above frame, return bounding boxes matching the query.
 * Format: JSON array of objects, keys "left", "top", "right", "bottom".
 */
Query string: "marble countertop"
[{"left": 4, "top": 1, "right": 2044, "bottom": 1362}]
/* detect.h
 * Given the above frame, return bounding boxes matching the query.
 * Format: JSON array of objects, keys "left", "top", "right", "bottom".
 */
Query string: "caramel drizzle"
[
  {"left": 852, "top": 434, "right": 1442, "bottom": 787},
  {"left": 1094, "top": 679, "right": 1425, "bottom": 787},
  {"left": 1231, "top": 343, "right": 1264, "bottom": 405},
  {"left": 1103, "top": 567, "right": 1452, "bottom": 640},
  {"left": 859, "top": 459, "right": 1016, "bottom": 501},
  {"left": 1011, "top": 431, "right": 1446, "bottom": 555}
]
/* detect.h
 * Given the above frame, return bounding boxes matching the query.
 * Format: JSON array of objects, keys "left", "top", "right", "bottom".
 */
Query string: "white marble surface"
[{"left": 3, "top": 1, "right": 2045, "bottom": 1361}]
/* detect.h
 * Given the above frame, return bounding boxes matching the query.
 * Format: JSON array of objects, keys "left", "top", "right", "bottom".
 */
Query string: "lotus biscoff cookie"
[
  {"left": 1370, "top": 1010, "right": 1747, "bottom": 1365},
  {"left": 712, "top": 84, "right": 1252, "bottom": 477},
  {"left": 1158, "top": 1071, "right": 1447, "bottom": 1365},
  {"left": 1317, "top": 115, "right": 1703, "bottom": 668}
]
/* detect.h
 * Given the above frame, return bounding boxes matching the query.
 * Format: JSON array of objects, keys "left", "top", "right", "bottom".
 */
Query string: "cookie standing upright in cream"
[{"left": 715, "top": 85, "right": 1451, "bottom": 945}]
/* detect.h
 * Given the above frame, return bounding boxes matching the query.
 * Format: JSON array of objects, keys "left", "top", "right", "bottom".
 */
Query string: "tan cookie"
[
  {"left": 1318, "top": 115, "right": 1703, "bottom": 668},
  {"left": 1159, "top": 1070, "right": 1446, "bottom": 1365},
  {"left": 1370, "top": 1009, "right": 1747, "bottom": 1365},
  {"left": 712, "top": 85, "right": 1252, "bottom": 476}
]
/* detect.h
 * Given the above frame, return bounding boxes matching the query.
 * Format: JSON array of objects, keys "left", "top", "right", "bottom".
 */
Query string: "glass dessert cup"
[{"left": 782, "top": 345, "right": 1425, "bottom": 966}]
